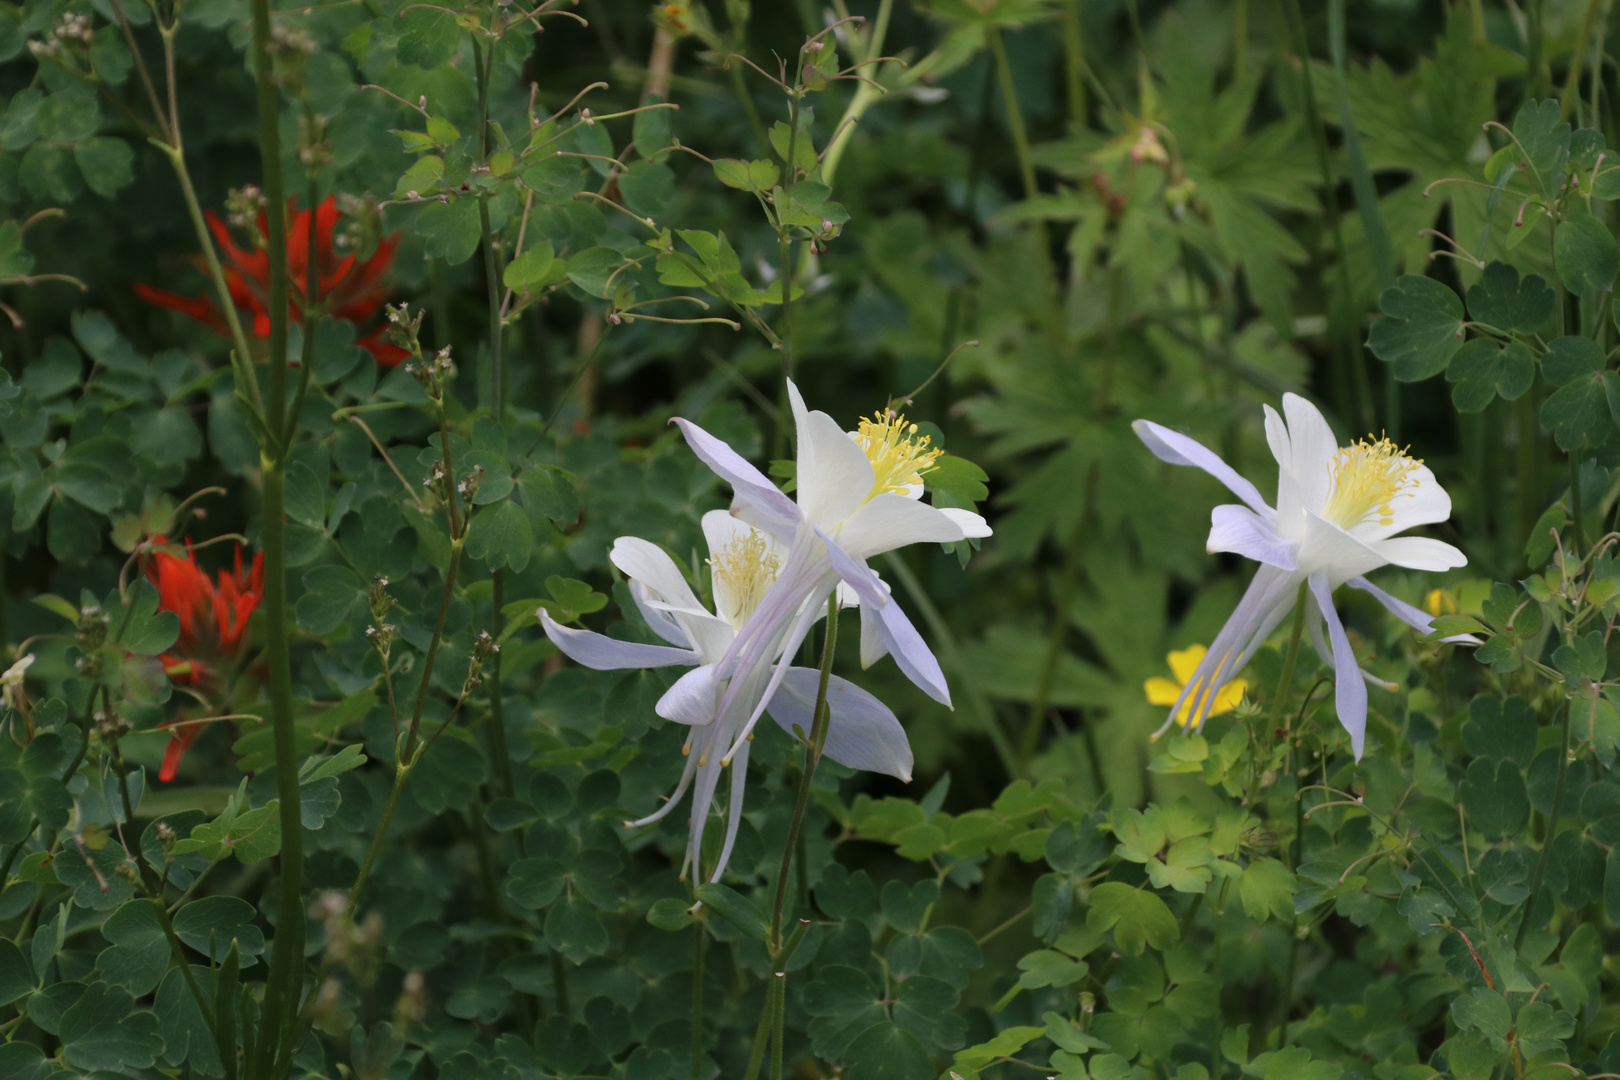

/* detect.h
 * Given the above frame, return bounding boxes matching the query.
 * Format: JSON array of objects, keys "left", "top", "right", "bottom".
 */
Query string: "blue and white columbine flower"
[
  {"left": 671, "top": 381, "right": 992, "bottom": 766},
  {"left": 1134, "top": 393, "right": 1466, "bottom": 758},
  {"left": 541, "top": 511, "right": 912, "bottom": 881}
]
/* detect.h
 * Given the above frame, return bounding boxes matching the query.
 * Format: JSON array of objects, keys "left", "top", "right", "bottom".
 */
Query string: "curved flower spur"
[
  {"left": 1133, "top": 393, "right": 1469, "bottom": 759},
  {"left": 541, "top": 511, "right": 913, "bottom": 882}
]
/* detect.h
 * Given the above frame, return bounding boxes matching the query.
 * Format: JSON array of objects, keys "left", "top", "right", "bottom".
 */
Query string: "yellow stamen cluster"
[
  {"left": 854, "top": 411, "right": 942, "bottom": 500},
  {"left": 708, "top": 530, "right": 781, "bottom": 624},
  {"left": 1321, "top": 436, "right": 1420, "bottom": 530}
]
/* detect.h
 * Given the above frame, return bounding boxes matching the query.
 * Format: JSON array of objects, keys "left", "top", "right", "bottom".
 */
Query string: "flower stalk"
[{"left": 246, "top": 0, "right": 303, "bottom": 1070}]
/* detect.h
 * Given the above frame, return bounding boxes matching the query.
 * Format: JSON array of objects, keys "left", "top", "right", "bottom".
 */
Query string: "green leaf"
[
  {"left": 1085, "top": 881, "right": 1178, "bottom": 956},
  {"left": 693, "top": 882, "right": 768, "bottom": 941},
  {"left": 564, "top": 245, "right": 626, "bottom": 298},
  {"left": 72, "top": 138, "right": 133, "bottom": 198},
  {"left": 1367, "top": 275, "right": 1465, "bottom": 381},
  {"left": 173, "top": 895, "right": 264, "bottom": 960},
  {"left": 1462, "top": 696, "right": 1537, "bottom": 768},
  {"left": 96, "top": 900, "right": 169, "bottom": 997},
  {"left": 1554, "top": 211, "right": 1620, "bottom": 294},
  {"left": 503, "top": 241, "right": 559, "bottom": 292},
  {"left": 296, "top": 564, "right": 364, "bottom": 634},
  {"left": 843, "top": 1022, "right": 935, "bottom": 1080},
  {"left": 619, "top": 160, "right": 674, "bottom": 218},
  {"left": 1018, "top": 948, "right": 1089, "bottom": 989},
  {"left": 465, "top": 499, "right": 533, "bottom": 573},
  {"left": 507, "top": 858, "right": 567, "bottom": 910},
  {"left": 646, "top": 897, "right": 695, "bottom": 931},
  {"left": 1447, "top": 339, "right": 1535, "bottom": 412},
  {"left": 1452, "top": 986, "right": 1513, "bottom": 1050},
  {"left": 1031, "top": 873, "right": 1073, "bottom": 941},
  {"left": 34, "top": 89, "right": 100, "bottom": 143},
  {"left": 633, "top": 101, "right": 672, "bottom": 159},
  {"left": 0, "top": 939, "right": 32, "bottom": 1006},
  {"left": 1539, "top": 366, "right": 1620, "bottom": 450},
  {"left": 1511, "top": 98, "right": 1570, "bottom": 179},
  {"left": 1459, "top": 759, "right": 1530, "bottom": 840},
  {"left": 0, "top": 1043, "right": 50, "bottom": 1080},
  {"left": 545, "top": 894, "right": 608, "bottom": 964},
  {"left": 542, "top": 575, "right": 607, "bottom": 622},
  {"left": 1465, "top": 261, "right": 1554, "bottom": 332},
  {"left": 1045, "top": 817, "right": 1109, "bottom": 877},
  {"left": 1514, "top": 1000, "right": 1575, "bottom": 1060},
  {"left": 59, "top": 981, "right": 164, "bottom": 1072},
  {"left": 396, "top": 7, "right": 459, "bottom": 68},
  {"left": 416, "top": 198, "right": 482, "bottom": 264},
  {"left": 1239, "top": 857, "right": 1297, "bottom": 922},
  {"left": 1260, "top": 1047, "right": 1341, "bottom": 1080}
]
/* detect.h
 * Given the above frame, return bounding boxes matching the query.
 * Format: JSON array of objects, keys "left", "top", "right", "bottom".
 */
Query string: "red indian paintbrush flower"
[
  {"left": 145, "top": 536, "right": 265, "bottom": 782},
  {"left": 136, "top": 195, "right": 409, "bottom": 367}
]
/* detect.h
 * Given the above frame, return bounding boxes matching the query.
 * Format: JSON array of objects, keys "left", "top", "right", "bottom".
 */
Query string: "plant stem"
[
  {"left": 247, "top": 0, "right": 302, "bottom": 1067},
  {"left": 819, "top": 0, "right": 894, "bottom": 186},
  {"left": 769, "top": 592, "right": 838, "bottom": 950},
  {"left": 742, "top": 973, "right": 774, "bottom": 1080},
  {"left": 1518, "top": 393, "right": 1539, "bottom": 562},
  {"left": 1570, "top": 452, "right": 1586, "bottom": 560},
  {"left": 769, "top": 971, "right": 786, "bottom": 1080},
  {"left": 987, "top": 26, "right": 1037, "bottom": 200},
  {"left": 475, "top": 36, "right": 515, "bottom": 804},
  {"left": 1268, "top": 583, "right": 1310, "bottom": 729},
  {"left": 1061, "top": 0, "right": 1086, "bottom": 126},
  {"left": 1516, "top": 702, "right": 1572, "bottom": 948},
  {"left": 1210, "top": 876, "right": 1229, "bottom": 1078},
  {"left": 690, "top": 923, "right": 706, "bottom": 1079}
]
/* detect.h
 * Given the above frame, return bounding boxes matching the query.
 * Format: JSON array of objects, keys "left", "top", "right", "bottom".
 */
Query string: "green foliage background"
[{"left": 6, "top": 0, "right": 1620, "bottom": 1079}]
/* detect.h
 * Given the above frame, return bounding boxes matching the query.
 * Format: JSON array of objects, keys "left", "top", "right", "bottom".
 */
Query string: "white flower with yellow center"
[
  {"left": 1134, "top": 393, "right": 1467, "bottom": 758},
  {"left": 671, "top": 380, "right": 991, "bottom": 779},
  {"left": 540, "top": 510, "right": 912, "bottom": 882}
]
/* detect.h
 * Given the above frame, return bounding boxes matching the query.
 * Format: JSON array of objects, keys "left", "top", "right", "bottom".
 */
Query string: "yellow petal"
[
  {"left": 1208, "top": 679, "right": 1247, "bottom": 717},
  {"left": 1167, "top": 644, "right": 1207, "bottom": 685},
  {"left": 1144, "top": 677, "right": 1183, "bottom": 706}
]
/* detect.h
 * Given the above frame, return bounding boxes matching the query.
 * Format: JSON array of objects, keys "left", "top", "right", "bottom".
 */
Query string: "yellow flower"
[
  {"left": 1144, "top": 645, "right": 1246, "bottom": 728},
  {"left": 1422, "top": 589, "right": 1456, "bottom": 617}
]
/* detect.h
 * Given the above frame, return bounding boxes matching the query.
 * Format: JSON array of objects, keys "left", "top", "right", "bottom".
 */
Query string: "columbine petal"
[
  {"left": 629, "top": 581, "right": 693, "bottom": 648},
  {"left": 1348, "top": 576, "right": 1480, "bottom": 644},
  {"left": 1365, "top": 536, "right": 1468, "bottom": 573},
  {"left": 673, "top": 417, "right": 801, "bottom": 529},
  {"left": 1208, "top": 505, "right": 1298, "bottom": 570},
  {"left": 859, "top": 594, "right": 888, "bottom": 668},
  {"left": 1162, "top": 566, "right": 1300, "bottom": 736},
  {"left": 1309, "top": 572, "right": 1367, "bottom": 760},
  {"left": 541, "top": 610, "right": 700, "bottom": 670},
  {"left": 1280, "top": 394, "right": 1339, "bottom": 516},
  {"left": 937, "top": 507, "right": 992, "bottom": 538},
  {"left": 835, "top": 494, "right": 967, "bottom": 560},
  {"left": 875, "top": 596, "right": 951, "bottom": 706},
  {"left": 788, "top": 380, "right": 875, "bottom": 528},
  {"left": 767, "top": 668, "right": 914, "bottom": 781},
  {"left": 611, "top": 537, "right": 707, "bottom": 616},
  {"left": 1359, "top": 464, "right": 1453, "bottom": 540},
  {"left": 709, "top": 738, "right": 753, "bottom": 882},
  {"left": 1131, "top": 419, "right": 1275, "bottom": 520},
  {"left": 1298, "top": 511, "right": 1391, "bottom": 582},
  {"left": 656, "top": 664, "right": 723, "bottom": 726}
]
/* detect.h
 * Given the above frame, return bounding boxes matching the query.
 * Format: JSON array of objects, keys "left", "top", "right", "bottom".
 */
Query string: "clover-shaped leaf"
[
  {"left": 1367, "top": 275, "right": 1465, "bottom": 381},
  {"left": 1465, "top": 261, "right": 1553, "bottom": 332}
]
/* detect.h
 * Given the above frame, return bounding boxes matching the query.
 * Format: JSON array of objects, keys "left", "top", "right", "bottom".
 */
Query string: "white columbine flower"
[
  {"left": 1, "top": 652, "right": 32, "bottom": 710},
  {"left": 670, "top": 380, "right": 992, "bottom": 772},
  {"left": 1133, "top": 393, "right": 1467, "bottom": 759},
  {"left": 541, "top": 511, "right": 912, "bottom": 881}
]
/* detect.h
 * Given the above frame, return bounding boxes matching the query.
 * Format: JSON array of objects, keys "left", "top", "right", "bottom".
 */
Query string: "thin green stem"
[
  {"left": 0, "top": 822, "right": 37, "bottom": 892},
  {"left": 248, "top": 0, "right": 300, "bottom": 1060},
  {"left": 819, "top": 0, "right": 893, "bottom": 186},
  {"left": 1518, "top": 392, "right": 1539, "bottom": 562},
  {"left": 1061, "top": 0, "right": 1085, "bottom": 126},
  {"left": 1268, "top": 583, "right": 1311, "bottom": 729},
  {"left": 1571, "top": 452, "right": 1586, "bottom": 560},
  {"left": 1516, "top": 702, "right": 1572, "bottom": 948},
  {"left": 690, "top": 924, "right": 706, "bottom": 1078},
  {"left": 987, "top": 26, "right": 1037, "bottom": 199},
  {"left": 742, "top": 973, "right": 774, "bottom": 1080},
  {"left": 769, "top": 971, "right": 786, "bottom": 1080},
  {"left": 769, "top": 592, "right": 839, "bottom": 950}
]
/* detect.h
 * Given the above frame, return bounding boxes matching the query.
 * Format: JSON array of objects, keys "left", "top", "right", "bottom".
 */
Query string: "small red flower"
[
  {"left": 145, "top": 536, "right": 265, "bottom": 781},
  {"left": 136, "top": 196, "right": 408, "bottom": 367}
]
